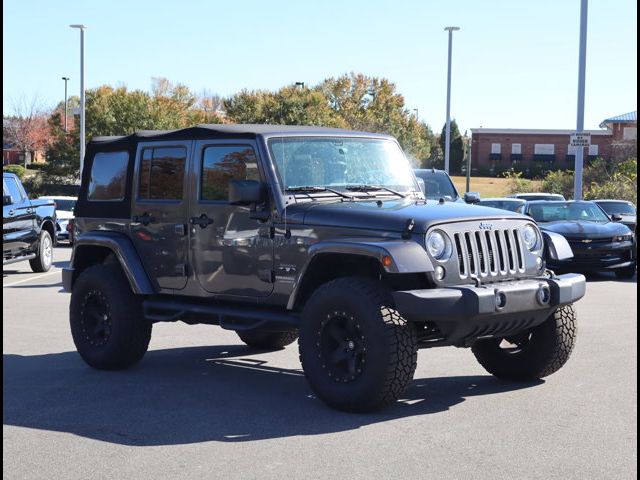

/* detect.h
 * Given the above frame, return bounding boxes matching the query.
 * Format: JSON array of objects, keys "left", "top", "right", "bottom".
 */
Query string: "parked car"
[
  {"left": 522, "top": 200, "right": 636, "bottom": 278},
  {"left": 63, "top": 125, "right": 585, "bottom": 412},
  {"left": 593, "top": 199, "right": 636, "bottom": 234},
  {"left": 477, "top": 197, "right": 526, "bottom": 212},
  {"left": 3, "top": 173, "right": 57, "bottom": 272},
  {"left": 507, "top": 192, "right": 566, "bottom": 201},
  {"left": 413, "top": 168, "right": 480, "bottom": 203},
  {"left": 39, "top": 196, "right": 77, "bottom": 243}
]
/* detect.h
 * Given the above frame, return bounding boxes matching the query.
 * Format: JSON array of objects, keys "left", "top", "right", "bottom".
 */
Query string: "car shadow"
[
  {"left": 582, "top": 271, "right": 637, "bottom": 283},
  {"left": 3, "top": 345, "right": 542, "bottom": 446}
]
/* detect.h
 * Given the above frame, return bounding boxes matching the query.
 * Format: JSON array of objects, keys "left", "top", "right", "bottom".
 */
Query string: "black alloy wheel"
[{"left": 319, "top": 312, "right": 366, "bottom": 383}]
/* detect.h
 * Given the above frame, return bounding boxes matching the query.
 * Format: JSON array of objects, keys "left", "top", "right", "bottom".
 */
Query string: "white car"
[{"left": 39, "top": 196, "right": 77, "bottom": 243}]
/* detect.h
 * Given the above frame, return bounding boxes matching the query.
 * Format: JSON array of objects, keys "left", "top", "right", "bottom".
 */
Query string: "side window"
[
  {"left": 201, "top": 145, "right": 260, "bottom": 201},
  {"left": 88, "top": 151, "right": 129, "bottom": 201},
  {"left": 138, "top": 147, "right": 187, "bottom": 200},
  {"left": 3, "top": 177, "right": 25, "bottom": 204}
]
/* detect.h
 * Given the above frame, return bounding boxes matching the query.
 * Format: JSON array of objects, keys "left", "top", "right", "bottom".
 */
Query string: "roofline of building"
[{"left": 470, "top": 128, "right": 610, "bottom": 136}]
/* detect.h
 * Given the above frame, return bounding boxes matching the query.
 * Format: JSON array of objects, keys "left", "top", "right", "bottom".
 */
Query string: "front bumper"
[
  {"left": 549, "top": 241, "right": 634, "bottom": 270},
  {"left": 393, "top": 273, "right": 585, "bottom": 344}
]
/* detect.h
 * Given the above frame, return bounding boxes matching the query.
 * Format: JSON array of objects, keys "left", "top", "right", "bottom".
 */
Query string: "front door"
[
  {"left": 3, "top": 176, "right": 36, "bottom": 255},
  {"left": 131, "top": 141, "right": 191, "bottom": 291},
  {"left": 189, "top": 140, "right": 273, "bottom": 297}
]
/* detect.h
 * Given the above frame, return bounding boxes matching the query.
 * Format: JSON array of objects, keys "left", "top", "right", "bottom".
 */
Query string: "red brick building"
[{"left": 470, "top": 111, "right": 637, "bottom": 173}]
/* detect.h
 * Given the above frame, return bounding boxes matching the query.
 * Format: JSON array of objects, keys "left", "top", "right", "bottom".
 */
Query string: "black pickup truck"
[{"left": 3, "top": 172, "right": 57, "bottom": 272}]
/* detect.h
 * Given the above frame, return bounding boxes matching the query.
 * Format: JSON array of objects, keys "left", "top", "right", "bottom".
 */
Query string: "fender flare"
[
  {"left": 70, "top": 231, "right": 155, "bottom": 294},
  {"left": 286, "top": 238, "right": 433, "bottom": 310},
  {"left": 542, "top": 231, "right": 574, "bottom": 261}
]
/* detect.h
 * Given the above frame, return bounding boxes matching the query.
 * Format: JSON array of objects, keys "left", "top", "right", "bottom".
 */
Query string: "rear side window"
[
  {"left": 138, "top": 147, "right": 187, "bottom": 200},
  {"left": 201, "top": 145, "right": 260, "bottom": 201},
  {"left": 87, "top": 151, "right": 129, "bottom": 201},
  {"left": 3, "top": 177, "right": 26, "bottom": 203}
]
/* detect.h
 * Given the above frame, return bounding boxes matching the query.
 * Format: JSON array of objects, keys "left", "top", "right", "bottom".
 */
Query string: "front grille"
[{"left": 453, "top": 228, "right": 525, "bottom": 280}]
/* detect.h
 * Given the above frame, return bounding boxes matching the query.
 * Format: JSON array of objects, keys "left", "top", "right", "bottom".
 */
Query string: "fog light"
[
  {"left": 536, "top": 285, "right": 551, "bottom": 305},
  {"left": 435, "top": 265, "right": 445, "bottom": 280},
  {"left": 495, "top": 290, "right": 507, "bottom": 310}
]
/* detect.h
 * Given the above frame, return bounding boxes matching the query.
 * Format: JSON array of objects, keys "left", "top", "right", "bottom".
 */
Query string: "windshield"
[
  {"left": 414, "top": 171, "right": 458, "bottom": 200},
  {"left": 517, "top": 194, "right": 565, "bottom": 201},
  {"left": 479, "top": 200, "right": 523, "bottom": 212},
  {"left": 268, "top": 137, "right": 419, "bottom": 194},
  {"left": 528, "top": 202, "right": 611, "bottom": 223},
  {"left": 52, "top": 199, "right": 76, "bottom": 211},
  {"left": 597, "top": 202, "right": 636, "bottom": 216}
]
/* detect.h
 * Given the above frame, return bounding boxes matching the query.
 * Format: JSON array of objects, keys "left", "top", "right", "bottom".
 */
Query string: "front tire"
[
  {"left": 70, "top": 263, "right": 151, "bottom": 370},
  {"left": 299, "top": 277, "right": 417, "bottom": 412},
  {"left": 472, "top": 304, "right": 577, "bottom": 381},
  {"left": 237, "top": 329, "right": 298, "bottom": 349},
  {"left": 29, "top": 230, "right": 53, "bottom": 272}
]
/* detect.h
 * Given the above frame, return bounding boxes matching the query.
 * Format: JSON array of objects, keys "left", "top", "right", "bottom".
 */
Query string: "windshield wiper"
[
  {"left": 285, "top": 186, "right": 354, "bottom": 200},
  {"left": 345, "top": 184, "right": 407, "bottom": 198}
]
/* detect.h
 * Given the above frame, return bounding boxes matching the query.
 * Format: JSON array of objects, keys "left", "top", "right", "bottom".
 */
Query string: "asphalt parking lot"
[{"left": 3, "top": 246, "right": 637, "bottom": 480}]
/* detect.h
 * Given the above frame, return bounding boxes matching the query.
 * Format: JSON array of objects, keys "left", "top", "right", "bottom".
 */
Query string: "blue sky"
[{"left": 3, "top": 0, "right": 637, "bottom": 133}]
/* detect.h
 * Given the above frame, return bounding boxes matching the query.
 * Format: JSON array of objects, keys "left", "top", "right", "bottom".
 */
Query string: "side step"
[
  {"left": 3, "top": 254, "right": 37, "bottom": 266},
  {"left": 142, "top": 298, "right": 300, "bottom": 332}
]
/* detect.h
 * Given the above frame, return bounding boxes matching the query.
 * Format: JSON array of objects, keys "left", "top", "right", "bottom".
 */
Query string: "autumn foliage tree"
[{"left": 4, "top": 97, "right": 52, "bottom": 167}]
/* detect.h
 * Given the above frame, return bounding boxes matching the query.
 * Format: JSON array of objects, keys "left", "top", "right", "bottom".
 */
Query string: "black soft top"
[{"left": 89, "top": 124, "right": 389, "bottom": 146}]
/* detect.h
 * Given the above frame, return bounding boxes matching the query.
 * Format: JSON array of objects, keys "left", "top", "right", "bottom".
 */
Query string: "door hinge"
[
  {"left": 258, "top": 269, "right": 275, "bottom": 283},
  {"left": 175, "top": 224, "right": 187, "bottom": 236},
  {"left": 258, "top": 226, "right": 276, "bottom": 239},
  {"left": 175, "top": 263, "right": 188, "bottom": 276}
]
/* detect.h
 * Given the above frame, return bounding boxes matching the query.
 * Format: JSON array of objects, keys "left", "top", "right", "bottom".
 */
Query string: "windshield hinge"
[{"left": 402, "top": 218, "right": 415, "bottom": 239}]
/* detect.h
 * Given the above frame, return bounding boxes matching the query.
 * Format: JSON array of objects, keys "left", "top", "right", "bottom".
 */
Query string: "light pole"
[
  {"left": 70, "top": 24, "right": 87, "bottom": 176},
  {"left": 444, "top": 26, "right": 460, "bottom": 174},
  {"left": 573, "top": 1, "right": 588, "bottom": 200},
  {"left": 413, "top": 108, "right": 419, "bottom": 120},
  {"left": 61, "top": 77, "right": 70, "bottom": 132},
  {"left": 295, "top": 82, "right": 305, "bottom": 89}
]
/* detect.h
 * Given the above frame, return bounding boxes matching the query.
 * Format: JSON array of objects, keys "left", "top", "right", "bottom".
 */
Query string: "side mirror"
[
  {"left": 3, "top": 195, "right": 13, "bottom": 206},
  {"left": 464, "top": 192, "right": 481, "bottom": 204},
  {"left": 228, "top": 180, "right": 265, "bottom": 206},
  {"left": 416, "top": 177, "right": 426, "bottom": 194},
  {"left": 611, "top": 213, "right": 623, "bottom": 222}
]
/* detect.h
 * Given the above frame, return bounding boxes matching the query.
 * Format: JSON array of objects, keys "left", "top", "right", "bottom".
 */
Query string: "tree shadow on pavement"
[{"left": 3, "top": 346, "right": 542, "bottom": 446}]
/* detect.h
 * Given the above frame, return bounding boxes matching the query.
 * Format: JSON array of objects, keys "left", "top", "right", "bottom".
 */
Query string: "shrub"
[
  {"left": 540, "top": 170, "right": 575, "bottom": 199},
  {"left": 3, "top": 165, "right": 26, "bottom": 180},
  {"left": 503, "top": 169, "right": 538, "bottom": 194}
]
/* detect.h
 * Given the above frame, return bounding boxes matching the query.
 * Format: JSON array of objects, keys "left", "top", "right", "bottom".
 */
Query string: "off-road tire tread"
[
  {"left": 472, "top": 304, "right": 577, "bottom": 380},
  {"left": 70, "top": 263, "right": 151, "bottom": 370},
  {"left": 299, "top": 277, "right": 417, "bottom": 412}
]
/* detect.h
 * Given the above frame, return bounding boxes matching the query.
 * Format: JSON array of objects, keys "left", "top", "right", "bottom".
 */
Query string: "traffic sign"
[{"left": 570, "top": 132, "right": 591, "bottom": 147}]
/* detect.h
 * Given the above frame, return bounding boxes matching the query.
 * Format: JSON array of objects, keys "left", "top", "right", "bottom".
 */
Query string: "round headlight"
[
  {"left": 522, "top": 224, "right": 540, "bottom": 251},
  {"left": 426, "top": 230, "right": 452, "bottom": 260}
]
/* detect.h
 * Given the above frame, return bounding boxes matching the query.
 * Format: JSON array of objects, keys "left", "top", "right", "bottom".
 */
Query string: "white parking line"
[{"left": 3, "top": 270, "right": 61, "bottom": 287}]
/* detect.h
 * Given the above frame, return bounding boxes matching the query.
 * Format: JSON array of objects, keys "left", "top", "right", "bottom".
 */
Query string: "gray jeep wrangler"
[{"left": 64, "top": 125, "right": 585, "bottom": 412}]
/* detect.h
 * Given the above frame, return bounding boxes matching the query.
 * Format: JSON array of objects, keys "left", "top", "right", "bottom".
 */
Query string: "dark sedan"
[
  {"left": 594, "top": 199, "right": 636, "bottom": 234},
  {"left": 523, "top": 200, "right": 636, "bottom": 278},
  {"left": 477, "top": 197, "right": 526, "bottom": 212}
]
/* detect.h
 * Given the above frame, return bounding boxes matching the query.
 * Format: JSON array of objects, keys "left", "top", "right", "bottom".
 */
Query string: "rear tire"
[
  {"left": 472, "top": 304, "right": 577, "bottom": 381},
  {"left": 237, "top": 329, "right": 298, "bottom": 349},
  {"left": 70, "top": 263, "right": 151, "bottom": 370},
  {"left": 299, "top": 277, "right": 417, "bottom": 412},
  {"left": 29, "top": 230, "right": 53, "bottom": 273}
]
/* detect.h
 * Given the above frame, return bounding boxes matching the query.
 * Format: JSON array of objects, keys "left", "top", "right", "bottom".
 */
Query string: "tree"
[
  {"left": 439, "top": 120, "right": 464, "bottom": 173},
  {"left": 3, "top": 96, "right": 51, "bottom": 167}
]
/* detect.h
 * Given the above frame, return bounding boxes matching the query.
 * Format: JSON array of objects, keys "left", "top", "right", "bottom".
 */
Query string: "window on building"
[
  {"left": 511, "top": 144, "right": 521, "bottom": 154},
  {"left": 534, "top": 144, "right": 554, "bottom": 155},
  {"left": 138, "top": 147, "right": 187, "bottom": 200},
  {"left": 491, "top": 143, "right": 501, "bottom": 154},
  {"left": 201, "top": 145, "right": 260, "bottom": 201},
  {"left": 88, "top": 151, "right": 129, "bottom": 201},
  {"left": 588, "top": 144, "right": 599, "bottom": 156},
  {"left": 623, "top": 127, "right": 637, "bottom": 140}
]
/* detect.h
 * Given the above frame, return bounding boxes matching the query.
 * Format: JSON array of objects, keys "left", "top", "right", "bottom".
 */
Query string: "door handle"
[
  {"left": 190, "top": 214, "right": 214, "bottom": 229},
  {"left": 8, "top": 210, "right": 14, "bottom": 216},
  {"left": 133, "top": 212, "right": 155, "bottom": 226}
]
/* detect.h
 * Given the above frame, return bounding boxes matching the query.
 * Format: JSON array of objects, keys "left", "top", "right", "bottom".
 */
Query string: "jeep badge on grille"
[{"left": 479, "top": 222, "right": 494, "bottom": 230}]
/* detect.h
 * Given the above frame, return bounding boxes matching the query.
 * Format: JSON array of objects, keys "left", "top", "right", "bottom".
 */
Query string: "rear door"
[
  {"left": 3, "top": 176, "right": 36, "bottom": 254},
  {"left": 131, "top": 141, "right": 191, "bottom": 291},
  {"left": 189, "top": 140, "right": 274, "bottom": 297}
]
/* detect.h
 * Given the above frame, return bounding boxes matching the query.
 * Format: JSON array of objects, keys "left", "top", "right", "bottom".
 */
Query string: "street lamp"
[
  {"left": 573, "top": 0, "right": 588, "bottom": 200},
  {"left": 444, "top": 26, "right": 460, "bottom": 174},
  {"left": 70, "top": 24, "right": 87, "bottom": 176},
  {"left": 295, "top": 82, "right": 305, "bottom": 89},
  {"left": 61, "top": 77, "right": 70, "bottom": 132},
  {"left": 413, "top": 108, "right": 419, "bottom": 120}
]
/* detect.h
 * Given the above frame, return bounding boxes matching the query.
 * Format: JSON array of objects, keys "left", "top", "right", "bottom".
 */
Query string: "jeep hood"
[{"left": 284, "top": 199, "right": 525, "bottom": 233}]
